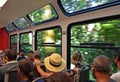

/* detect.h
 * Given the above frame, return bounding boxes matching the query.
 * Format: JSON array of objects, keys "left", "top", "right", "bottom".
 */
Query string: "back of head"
[
  {"left": 71, "top": 51, "right": 83, "bottom": 67},
  {"left": 93, "top": 55, "right": 111, "bottom": 73},
  {"left": 5, "top": 49, "right": 17, "bottom": 61},
  {"left": 19, "top": 50, "right": 25, "bottom": 57},
  {"left": 19, "top": 59, "right": 34, "bottom": 81},
  {"left": 34, "top": 50, "right": 41, "bottom": 59}
]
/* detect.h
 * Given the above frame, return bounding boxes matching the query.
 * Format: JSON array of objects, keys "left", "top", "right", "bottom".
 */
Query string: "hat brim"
[{"left": 44, "top": 57, "right": 66, "bottom": 72}]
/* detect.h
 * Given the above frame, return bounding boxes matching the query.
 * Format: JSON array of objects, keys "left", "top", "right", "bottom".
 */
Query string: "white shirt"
[{"left": 111, "top": 70, "right": 120, "bottom": 82}]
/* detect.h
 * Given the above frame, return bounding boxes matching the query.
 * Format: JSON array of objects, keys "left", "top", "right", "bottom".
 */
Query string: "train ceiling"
[{"left": 0, "top": 0, "right": 55, "bottom": 28}]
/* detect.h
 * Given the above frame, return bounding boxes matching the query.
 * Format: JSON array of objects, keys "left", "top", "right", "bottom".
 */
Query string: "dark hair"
[
  {"left": 114, "top": 48, "right": 120, "bottom": 62},
  {"left": 5, "top": 49, "right": 17, "bottom": 61},
  {"left": 19, "top": 59, "right": 34, "bottom": 81},
  {"left": 20, "top": 50, "right": 25, "bottom": 53},
  {"left": 28, "top": 50, "right": 34, "bottom": 54}
]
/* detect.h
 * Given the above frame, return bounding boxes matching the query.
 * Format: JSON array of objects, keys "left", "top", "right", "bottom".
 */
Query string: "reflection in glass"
[
  {"left": 5, "top": 24, "right": 16, "bottom": 32},
  {"left": 13, "top": 18, "right": 29, "bottom": 29}
]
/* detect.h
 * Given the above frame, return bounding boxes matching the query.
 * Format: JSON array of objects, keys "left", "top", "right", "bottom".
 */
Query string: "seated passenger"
[
  {"left": 111, "top": 48, "right": 120, "bottom": 82},
  {"left": 0, "top": 49, "right": 18, "bottom": 82},
  {"left": 27, "top": 50, "right": 34, "bottom": 62},
  {"left": 18, "top": 59, "right": 34, "bottom": 82},
  {"left": 35, "top": 53, "right": 73, "bottom": 82},
  {"left": 92, "top": 55, "right": 116, "bottom": 82},
  {"left": 17, "top": 50, "right": 26, "bottom": 61},
  {"left": 32, "top": 50, "right": 42, "bottom": 77}
]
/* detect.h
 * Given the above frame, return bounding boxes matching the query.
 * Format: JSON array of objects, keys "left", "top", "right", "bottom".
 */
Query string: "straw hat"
[{"left": 44, "top": 53, "right": 66, "bottom": 72}]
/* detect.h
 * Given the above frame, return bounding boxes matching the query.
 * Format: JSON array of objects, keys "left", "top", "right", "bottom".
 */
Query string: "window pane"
[
  {"left": 20, "top": 32, "right": 32, "bottom": 54},
  {"left": 36, "top": 27, "right": 62, "bottom": 61},
  {"left": 5, "top": 24, "right": 16, "bottom": 32},
  {"left": 37, "top": 46, "right": 61, "bottom": 62},
  {"left": 60, "top": 0, "right": 119, "bottom": 14},
  {"left": 28, "top": 4, "right": 58, "bottom": 24},
  {"left": 13, "top": 18, "right": 29, "bottom": 29},
  {"left": 10, "top": 34, "right": 17, "bottom": 51},
  {"left": 71, "top": 19, "right": 120, "bottom": 46}
]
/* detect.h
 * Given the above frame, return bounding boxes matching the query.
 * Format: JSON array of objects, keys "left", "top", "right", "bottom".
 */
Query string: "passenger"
[
  {"left": 111, "top": 48, "right": 120, "bottom": 82},
  {"left": 0, "top": 49, "right": 18, "bottom": 82},
  {"left": 92, "top": 55, "right": 116, "bottom": 82},
  {"left": 18, "top": 59, "right": 34, "bottom": 82},
  {"left": 2, "top": 49, "right": 10, "bottom": 64},
  {"left": 17, "top": 50, "right": 26, "bottom": 61},
  {"left": 35, "top": 53, "right": 73, "bottom": 82},
  {"left": 27, "top": 50, "right": 34, "bottom": 62},
  {"left": 71, "top": 51, "right": 83, "bottom": 82},
  {"left": 32, "top": 50, "right": 42, "bottom": 77},
  {"left": 34, "top": 50, "right": 42, "bottom": 62},
  {"left": 46, "top": 52, "right": 53, "bottom": 57}
]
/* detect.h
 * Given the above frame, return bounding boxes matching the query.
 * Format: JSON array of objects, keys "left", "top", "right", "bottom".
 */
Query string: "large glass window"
[
  {"left": 28, "top": 4, "right": 58, "bottom": 25},
  {"left": 13, "top": 17, "right": 30, "bottom": 30},
  {"left": 35, "top": 26, "right": 62, "bottom": 62},
  {"left": 20, "top": 32, "right": 32, "bottom": 55},
  {"left": 59, "top": 0, "right": 120, "bottom": 15},
  {"left": 68, "top": 17, "right": 120, "bottom": 81},
  {"left": 5, "top": 24, "right": 16, "bottom": 32},
  {"left": 10, "top": 34, "right": 18, "bottom": 51}
]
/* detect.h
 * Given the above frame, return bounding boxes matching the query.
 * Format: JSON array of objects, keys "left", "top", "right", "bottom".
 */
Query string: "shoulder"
[
  {"left": 111, "top": 72, "right": 120, "bottom": 78},
  {"left": 111, "top": 72, "right": 120, "bottom": 82}
]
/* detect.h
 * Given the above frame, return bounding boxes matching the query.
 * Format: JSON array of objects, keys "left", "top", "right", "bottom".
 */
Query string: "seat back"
[
  {"left": 4, "top": 64, "right": 20, "bottom": 82},
  {"left": 32, "top": 77, "right": 45, "bottom": 82},
  {"left": 79, "top": 65, "right": 91, "bottom": 82}
]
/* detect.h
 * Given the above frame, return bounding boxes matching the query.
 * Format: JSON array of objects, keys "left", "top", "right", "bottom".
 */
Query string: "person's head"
[
  {"left": 114, "top": 48, "right": 120, "bottom": 68},
  {"left": 92, "top": 55, "right": 111, "bottom": 79},
  {"left": 28, "top": 50, "right": 34, "bottom": 61},
  {"left": 44, "top": 53, "right": 66, "bottom": 72},
  {"left": 19, "top": 50, "right": 25, "bottom": 57},
  {"left": 18, "top": 59, "right": 34, "bottom": 81},
  {"left": 4, "top": 49, "right": 17, "bottom": 61},
  {"left": 71, "top": 51, "right": 83, "bottom": 67},
  {"left": 34, "top": 50, "right": 41, "bottom": 60}
]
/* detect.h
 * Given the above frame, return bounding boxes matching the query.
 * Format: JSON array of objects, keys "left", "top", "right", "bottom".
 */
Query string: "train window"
[
  {"left": 59, "top": 0, "right": 120, "bottom": 15},
  {"left": 5, "top": 24, "right": 16, "bottom": 32},
  {"left": 19, "top": 32, "right": 32, "bottom": 55},
  {"left": 13, "top": 17, "right": 30, "bottom": 30},
  {"left": 27, "top": 4, "right": 58, "bottom": 25},
  {"left": 10, "top": 34, "right": 18, "bottom": 51},
  {"left": 35, "top": 26, "right": 62, "bottom": 62},
  {"left": 68, "top": 17, "right": 120, "bottom": 81}
]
